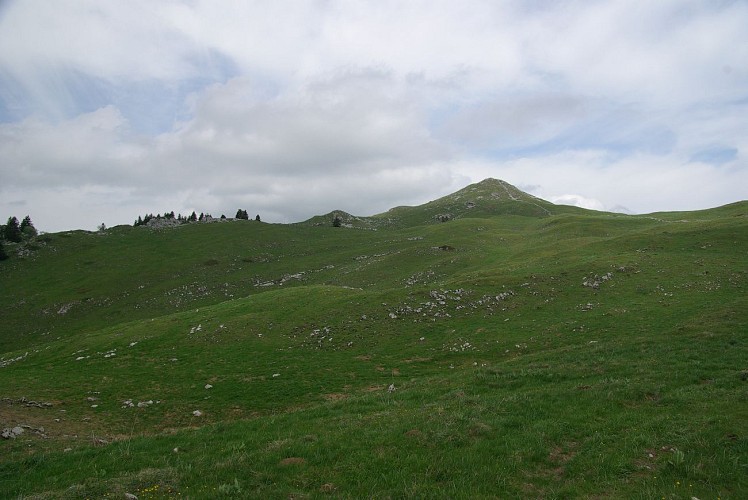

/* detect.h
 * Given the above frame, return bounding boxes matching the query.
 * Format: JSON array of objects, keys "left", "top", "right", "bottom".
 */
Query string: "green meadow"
[{"left": 1, "top": 179, "right": 746, "bottom": 498}]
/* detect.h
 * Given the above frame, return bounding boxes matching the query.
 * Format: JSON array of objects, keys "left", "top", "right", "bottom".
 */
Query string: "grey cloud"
[{"left": 438, "top": 94, "right": 587, "bottom": 151}]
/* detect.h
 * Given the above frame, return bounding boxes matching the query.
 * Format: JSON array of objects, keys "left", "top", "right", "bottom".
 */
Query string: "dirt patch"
[
  {"left": 319, "top": 483, "right": 336, "bottom": 493},
  {"left": 468, "top": 422, "right": 492, "bottom": 437},
  {"left": 405, "top": 429, "right": 423, "bottom": 438},
  {"left": 0, "top": 399, "right": 106, "bottom": 442},
  {"left": 549, "top": 442, "right": 578, "bottom": 464},
  {"left": 363, "top": 385, "right": 384, "bottom": 392},
  {"left": 279, "top": 457, "right": 306, "bottom": 466},
  {"left": 527, "top": 442, "right": 578, "bottom": 481},
  {"left": 403, "top": 357, "right": 432, "bottom": 363}
]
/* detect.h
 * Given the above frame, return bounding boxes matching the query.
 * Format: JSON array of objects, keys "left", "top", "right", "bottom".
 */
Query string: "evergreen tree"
[
  {"left": 19, "top": 215, "right": 37, "bottom": 237},
  {"left": 3, "top": 216, "right": 22, "bottom": 242},
  {"left": 332, "top": 214, "right": 342, "bottom": 227},
  {"left": 235, "top": 209, "right": 249, "bottom": 220},
  {"left": 0, "top": 240, "right": 8, "bottom": 261},
  {"left": 255, "top": 214, "right": 261, "bottom": 222},
  {"left": 188, "top": 211, "right": 197, "bottom": 222}
]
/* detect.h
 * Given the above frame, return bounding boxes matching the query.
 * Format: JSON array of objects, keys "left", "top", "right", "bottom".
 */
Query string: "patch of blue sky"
[
  {"left": 689, "top": 146, "right": 738, "bottom": 165},
  {"left": 0, "top": 49, "right": 241, "bottom": 134}
]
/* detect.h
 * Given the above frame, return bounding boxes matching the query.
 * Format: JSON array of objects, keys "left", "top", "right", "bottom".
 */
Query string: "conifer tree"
[
  {"left": 0, "top": 240, "right": 8, "bottom": 261},
  {"left": 19, "top": 215, "right": 37, "bottom": 237},
  {"left": 3, "top": 216, "right": 22, "bottom": 242}
]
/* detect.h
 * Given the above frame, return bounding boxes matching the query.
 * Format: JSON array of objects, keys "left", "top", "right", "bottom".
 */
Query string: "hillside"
[
  {"left": 1, "top": 180, "right": 746, "bottom": 498},
  {"left": 302, "top": 178, "right": 591, "bottom": 228}
]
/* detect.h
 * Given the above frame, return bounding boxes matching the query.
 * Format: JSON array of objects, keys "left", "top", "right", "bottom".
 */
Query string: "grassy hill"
[{"left": 1, "top": 179, "right": 746, "bottom": 498}]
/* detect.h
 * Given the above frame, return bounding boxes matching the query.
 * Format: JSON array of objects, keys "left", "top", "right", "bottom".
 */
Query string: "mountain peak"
[{"left": 303, "top": 178, "right": 590, "bottom": 228}]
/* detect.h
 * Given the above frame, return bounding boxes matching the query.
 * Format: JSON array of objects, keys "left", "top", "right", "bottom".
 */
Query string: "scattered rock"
[
  {"left": 125, "top": 493, "right": 138, "bottom": 500},
  {"left": 1, "top": 426, "right": 24, "bottom": 439},
  {"left": 1, "top": 397, "right": 53, "bottom": 408},
  {"left": 57, "top": 302, "right": 77, "bottom": 315},
  {"left": 387, "top": 383, "right": 396, "bottom": 393},
  {"left": 582, "top": 272, "right": 613, "bottom": 289},
  {"left": 0, "top": 352, "right": 29, "bottom": 368},
  {"left": 204, "top": 384, "right": 213, "bottom": 389},
  {"left": 192, "top": 410, "right": 203, "bottom": 417}
]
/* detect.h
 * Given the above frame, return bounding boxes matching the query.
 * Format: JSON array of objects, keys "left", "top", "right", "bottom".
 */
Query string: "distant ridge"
[{"left": 302, "top": 178, "right": 593, "bottom": 228}]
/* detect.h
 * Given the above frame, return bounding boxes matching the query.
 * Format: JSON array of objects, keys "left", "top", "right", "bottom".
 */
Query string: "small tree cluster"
[
  {"left": 1, "top": 215, "right": 36, "bottom": 260},
  {"left": 2, "top": 215, "right": 36, "bottom": 242},
  {"left": 235, "top": 210, "right": 261, "bottom": 221}
]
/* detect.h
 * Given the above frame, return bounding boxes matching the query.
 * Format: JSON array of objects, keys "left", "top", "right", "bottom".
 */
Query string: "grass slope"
[{"left": 1, "top": 181, "right": 747, "bottom": 498}]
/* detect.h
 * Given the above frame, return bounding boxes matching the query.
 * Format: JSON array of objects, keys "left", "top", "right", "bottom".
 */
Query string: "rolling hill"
[{"left": 1, "top": 179, "right": 746, "bottom": 498}]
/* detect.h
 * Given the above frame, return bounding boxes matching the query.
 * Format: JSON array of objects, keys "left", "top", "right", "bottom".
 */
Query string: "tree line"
[{"left": 0, "top": 215, "right": 37, "bottom": 261}]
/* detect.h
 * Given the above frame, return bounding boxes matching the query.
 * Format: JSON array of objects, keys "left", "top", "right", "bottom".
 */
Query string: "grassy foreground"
[{"left": 1, "top": 180, "right": 746, "bottom": 498}]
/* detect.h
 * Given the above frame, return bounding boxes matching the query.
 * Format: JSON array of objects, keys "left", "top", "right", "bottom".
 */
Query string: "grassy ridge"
[{"left": 1, "top": 185, "right": 746, "bottom": 498}]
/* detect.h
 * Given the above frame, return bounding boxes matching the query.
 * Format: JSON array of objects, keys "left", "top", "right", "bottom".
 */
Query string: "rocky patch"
[{"left": 582, "top": 272, "right": 613, "bottom": 289}]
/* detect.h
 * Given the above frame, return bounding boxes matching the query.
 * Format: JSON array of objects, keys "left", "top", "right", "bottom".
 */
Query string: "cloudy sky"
[{"left": 1, "top": 1, "right": 746, "bottom": 232}]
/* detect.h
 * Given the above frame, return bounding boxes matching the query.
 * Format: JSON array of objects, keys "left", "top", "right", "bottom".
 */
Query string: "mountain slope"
[
  {"left": 376, "top": 178, "right": 592, "bottom": 226},
  {"left": 0, "top": 180, "right": 746, "bottom": 498}
]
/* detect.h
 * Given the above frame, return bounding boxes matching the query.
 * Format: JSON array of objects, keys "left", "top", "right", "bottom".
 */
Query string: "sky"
[{"left": 1, "top": 0, "right": 746, "bottom": 233}]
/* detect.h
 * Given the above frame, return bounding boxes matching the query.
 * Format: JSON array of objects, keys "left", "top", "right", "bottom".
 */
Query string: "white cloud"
[{"left": 550, "top": 194, "right": 606, "bottom": 212}]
